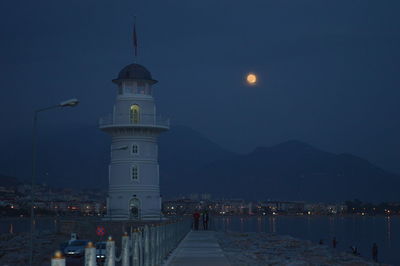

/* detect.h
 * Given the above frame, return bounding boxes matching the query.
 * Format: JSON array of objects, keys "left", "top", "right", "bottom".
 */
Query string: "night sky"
[{"left": 1, "top": 0, "right": 400, "bottom": 174}]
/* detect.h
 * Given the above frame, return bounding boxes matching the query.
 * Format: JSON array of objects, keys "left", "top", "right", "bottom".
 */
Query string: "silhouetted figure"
[
  {"left": 202, "top": 210, "right": 209, "bottom": 230},
  {"left": 372, "top": 243, "right": 378, "bottom": 262},
  {"left": 319, "top": 239, "right": 324, "bottom": 245},
  {"left": 332, "top": 237, "right": 337, "bottom": 248},
  {"left": 193, "top": 212, "right": 200, "bottom": 230},
  {"left": 350, "top": 246, "right": 359, "bottom": 256}
]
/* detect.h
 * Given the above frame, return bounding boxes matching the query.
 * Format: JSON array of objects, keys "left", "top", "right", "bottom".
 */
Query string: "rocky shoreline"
[
  {"left": 216, "top": 232, "right": 389, "bottom": 266},
  {"left": 0, "top": 232, "right": 67, "bottom": 266},
  {"left": 0, "top": 231, "right": 391, "bottom": 266}
]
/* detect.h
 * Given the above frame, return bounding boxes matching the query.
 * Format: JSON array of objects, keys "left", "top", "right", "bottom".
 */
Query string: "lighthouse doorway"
[{"left": 129, "top": 198, "right": 141, "bottom": 220}]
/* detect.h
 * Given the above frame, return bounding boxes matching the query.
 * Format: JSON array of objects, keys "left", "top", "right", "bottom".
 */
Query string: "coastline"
[
  {"left": 0, "top": 230, "right": 392, "bottom": 266},
  {"left": 216, "top": 231, "right": 389, "bottom": 266}
]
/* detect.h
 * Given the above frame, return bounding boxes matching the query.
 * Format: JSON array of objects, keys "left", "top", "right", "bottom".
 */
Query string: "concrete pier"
[{"left": 165, "top": 231, "right": 230, "bottom": 266}]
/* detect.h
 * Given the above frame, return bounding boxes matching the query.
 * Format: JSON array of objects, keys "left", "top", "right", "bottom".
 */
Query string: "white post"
[
  {"left": 159, "top": 223, "right": 164, "bottom": 260},
  {"left": 121, "top": 232, "right": 130, "bottom": 266},
  {"left": 51, "top": 251, "right": 66, "bottom": 266},
  {"left": 166, "top": 223, "right": 171, "bottom": 254},
  {"left": 158, "top": 225, "right": 162, "bottom": 265},
  {"left": 84, "top": 242, "right": 97, "bottom": 266},
  {"left": 163, "top": 223, "right": 167, "bottom": 258},
  {"left": 150, "top": 225, "right": 155, "bottom": 266},
  {"left": 155, "top": 225, "right": 160, "bottom": 265},
  {"left": 132, "top": 229, "right": 140, "bottom": 266},
  {"left": 138, "top": 228, "right": 144, "bottom": 266},
  {"left": 144, "top": 225, "right": 150, "bottom": 266},
  {"left": 105, "top": 236, "right": 116, "bottom": 266},
  {"left": 152, "top": 225, "right": 157, "bottom": 266}
]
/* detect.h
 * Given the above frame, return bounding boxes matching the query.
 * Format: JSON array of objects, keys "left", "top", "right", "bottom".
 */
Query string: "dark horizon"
[{"left": 1, "top": 124, "right": 399, "bottom": 203}]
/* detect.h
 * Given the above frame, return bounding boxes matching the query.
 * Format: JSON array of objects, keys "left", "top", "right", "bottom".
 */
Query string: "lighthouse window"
[
  {"left": 131, "top": 165, "right": 139, "bottom": 180},
  {"left": 132, "top": 144, "right": 139, "bottom": 154},
  {"left": 130, "top": 105, "right": 140, "bottom": 123},
  {"left": 124, "top": 86, "right": 133, "bottom": 94},
  {"left": 137, "top": 86, "right": 145, "bottom": 94}
]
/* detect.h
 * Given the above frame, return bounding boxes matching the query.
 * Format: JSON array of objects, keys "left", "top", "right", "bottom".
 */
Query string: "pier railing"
[{"left": 51, "top": 218, "right": 191, "bottom": 266}]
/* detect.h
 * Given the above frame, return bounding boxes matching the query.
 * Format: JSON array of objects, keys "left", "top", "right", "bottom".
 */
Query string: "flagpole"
[{"left": 133, "top": 16, "right": 138, "bottom": 63}]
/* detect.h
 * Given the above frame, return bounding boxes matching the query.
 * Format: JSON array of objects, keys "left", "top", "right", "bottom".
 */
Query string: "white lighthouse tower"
[{"left": 99, "top": 62, "right": 169, "bottom": 220}]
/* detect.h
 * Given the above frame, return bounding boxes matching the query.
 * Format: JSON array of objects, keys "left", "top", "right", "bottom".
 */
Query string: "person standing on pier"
[
  {"left": 202, "top": 210, "right": 209, "bottom": 230},
  {"left": 193, "top": 212, "right": 200, "bottom": 230},
  {"left": 372, "top": 243, "right": 378, "bottom": 262},
  {"left": 350, "top": 246, "right": 359, "bottom": 256},
  {"left": 332, "top": 237, "right": 337, "bottom": 248}
]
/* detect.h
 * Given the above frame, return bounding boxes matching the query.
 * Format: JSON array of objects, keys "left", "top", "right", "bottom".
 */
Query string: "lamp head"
[{"left": 59, "top": 98, "right": 79, "bottom": 107}]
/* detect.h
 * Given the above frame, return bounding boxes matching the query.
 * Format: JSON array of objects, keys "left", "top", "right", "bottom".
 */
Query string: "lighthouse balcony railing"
[{"left": 99, "top": 113, "right": 170, "bottom": 128}]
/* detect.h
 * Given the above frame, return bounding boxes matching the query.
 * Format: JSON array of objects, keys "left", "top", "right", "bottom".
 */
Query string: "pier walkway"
[{"left": 165, "top": 230, "right": 231, "bottom": 266}]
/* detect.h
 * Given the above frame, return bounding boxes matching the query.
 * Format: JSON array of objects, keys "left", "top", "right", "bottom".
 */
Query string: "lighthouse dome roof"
[{"left": 113, "top": 63, "right": 157, "bottom": 84}]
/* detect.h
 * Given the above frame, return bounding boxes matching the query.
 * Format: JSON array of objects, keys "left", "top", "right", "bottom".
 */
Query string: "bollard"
[
  {"left": 105, "top": 236, "right": 116, "bottom": 266},
  {"left": 84, "top": 242, "right": 97, "bottom": 266},
  {"left": 51, "top": 251, "right": 66, "bottom": 266},
  {"left": 121, "top": 232, "right": 130, "bottom": 266}
]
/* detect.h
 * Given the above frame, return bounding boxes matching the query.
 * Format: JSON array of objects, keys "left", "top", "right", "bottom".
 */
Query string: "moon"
[{"left": 246, "top": 73, "right": 257, "bottom": 85}]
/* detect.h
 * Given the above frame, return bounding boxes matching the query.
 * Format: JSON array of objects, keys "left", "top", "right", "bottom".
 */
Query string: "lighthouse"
[{"left": 99, "top": 61, "right": 169, "bottom": 220}]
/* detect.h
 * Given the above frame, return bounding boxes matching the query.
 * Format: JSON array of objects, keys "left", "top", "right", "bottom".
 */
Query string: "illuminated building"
[{"left": 99, "top": 36, "right": 169, "bottom": 220}]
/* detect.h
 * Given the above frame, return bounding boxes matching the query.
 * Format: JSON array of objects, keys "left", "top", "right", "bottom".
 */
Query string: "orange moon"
[{"left": 246, "top": 73, "right": 257, "bottom": 85}]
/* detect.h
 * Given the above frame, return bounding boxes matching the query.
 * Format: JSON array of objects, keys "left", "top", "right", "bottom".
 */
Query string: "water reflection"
[
  {"left": 210, "top": 216, "right": 398, "bottom": 265},
  {"left": 328, "top": 216, "right": 335, "bottom": 238},
  {"left": 269, "top": 216, "right": 276, "bottom": 233},
  {"left": 306, "top": 216, "right": 311, "bottom": 239},
  {"left": 1, "top": 218, "right": 57, "bottom": 234},
  {"left": 257, "top": 216, "right": 262, "bottom": 232},
  {"left": 386, "top": 216, "right": 391, "bottom": 248}
]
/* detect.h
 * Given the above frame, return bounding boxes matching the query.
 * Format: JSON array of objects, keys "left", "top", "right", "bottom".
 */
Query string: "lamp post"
[{"left": 29, "top": 98, "right": 79, "bottom": 266}]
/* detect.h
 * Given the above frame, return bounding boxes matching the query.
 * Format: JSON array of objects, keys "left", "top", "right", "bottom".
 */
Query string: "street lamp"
[
  {"left": 29, "top": 98, "right": 79, "bottom": 266},
  {"left": 59, "top": 98, "right": 79, "bottom": 107}
]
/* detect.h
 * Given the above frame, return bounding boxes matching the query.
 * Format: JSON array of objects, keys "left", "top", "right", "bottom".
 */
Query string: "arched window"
[
  {"left": 131, "top": 165, "right": 139, "bottom": 180},
  {"left": 132, "top": 144, "right": 139, "bottom": 154},
  {"left": 137, "top": 85, "right": 145, "bottom": 94},
  {"left": 130, "top": 104, "right": 140, "bottom": 123},
  {"left": 129, "top": 198, "right": 140, "bottom": 220}
]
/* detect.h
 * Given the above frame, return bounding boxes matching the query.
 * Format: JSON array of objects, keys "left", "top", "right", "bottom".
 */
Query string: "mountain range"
[{"left": 1, "top": 125, "right": 399, "bottom": 202}]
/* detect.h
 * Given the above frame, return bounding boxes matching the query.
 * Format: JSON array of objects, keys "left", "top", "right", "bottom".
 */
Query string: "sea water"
[{"left": 211, "top": 215, "right": 399, "bottom": 265}]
